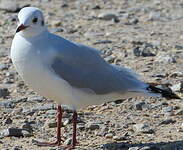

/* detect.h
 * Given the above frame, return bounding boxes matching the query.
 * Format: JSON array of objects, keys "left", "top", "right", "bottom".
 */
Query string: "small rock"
[
  {"left": 170, "top": 82, "right": 183, "bottom": 92},
  {"left": 133, "top": 43, "right": 157, "bottom": 57},
  {"left": 175, "top": 110, "right": 183, "bottom": 115},
  {"left": 128, "top": 147, "right": 140, "bottom": 150},
  {"left": 162, "top": 106, "right": 173, "bottom": 113},
  {"left": 170, "top": 72, "right": 183, "bottom": 78},
  {"left": 134, "top": 101, "right": 145, "bottom": 110},
  {"left": 113, "top": 135, "right": 127, "bottom": 141},
  {"left": 4, "top": 117, "right": 12, "bottom": 124},
  {"left": 12, "top": 146, "right": 22, "bottom": 150},
  {"left": 0, "top": 88, "right": 9, "bottom": 98},
  {"left": 45, "top": 119, "right": 57, "bottom": 128},
  {"left": 133, "top": 123, "right": 154, "bottom": 134},
  {"left": 105, "top": 55, "right": 115, "bottom": 63},
  {"left": 93, "top": 40, "right": 112, "bottom": 45},
  {"left": 148, "top": 11, "right": 161, "bottom": 21},
  {"left": 33, "top": 104, "right": 54, "bottom": 111},
  {"left": 64, "top": 138, "right": 72, "bottom": 145},
  {"left": 27, "top": 96, "right": 44, "bottom": 102},
  {"left": 159, "top": 119, "right": 176, "bottom": 125},
  {"left": 105, "top": 133, "right": 113, "bottom": 138},
  {"left": 156, "top": 54, "right": 176, "bottom": 64},
  {"left": 0, "top": 63, "right": 8, "bottom": 70},
  {"left": 129, "top": 18, "right": 139, "bottom": 24},
  {"left": 86, "top": 123, "right": 100, "bottom": 130},
  {"left": 98, "top": 12, "right": 119, "bottom": 21},
  {"left": 0, "top": 100, "right": 14, "bottom": 108},
  {"left": 174, "top": 45, "right": 183, "bottom": 50},
  {"left": 0, "top": 1, "right": 30, "bottom": 13},
  {"left": 63, "top": 118, "right": 70, "bottom": 126},
  {"left": 140, "top": 146, "right": 152, "bottom": 150},
  {"left": 0, "top": 128, "right": 31, "bottom": 138}
]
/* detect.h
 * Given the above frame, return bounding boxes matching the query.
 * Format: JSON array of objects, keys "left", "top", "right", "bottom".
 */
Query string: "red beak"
[{"left": 16, "top": 24, "right": 28, "bottom": 33}]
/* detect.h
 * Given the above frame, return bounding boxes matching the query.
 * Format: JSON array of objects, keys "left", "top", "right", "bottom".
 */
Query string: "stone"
[
  {"left": 128, "top": 147, "right": 140, "bottom": 150},
  {"left": 148, "top": 11, "right": 161, "bottom": 21},
  {"left": 0, "top": 1, "right": 30, "bottom": 13},
  {"left": 93, "top": 40, "right": 112, "bottom": 45},
  {"left": 4, "top": 117, "right": 12, "bottom": 124},
  {"left": 0, "top": 128, "right": 31, "bottom": 138},
  {"left": 162, "top": 106, "right": 173, "bottom": 113},
  {"left": 64, "top": 138, "right": 72, "bottom": 145},
  {"left": 156, "top": 54, "right": 176, "bottom": 64},
  {"left": 63, "top": 118, "right": 70, "bottom": 126},
  {"left": 113, "top": 135, "right": 127, "bottom": 141},
  {"left": 45, "top": 119, "right": 57, "bottom": 128},
  {"left": 133, "top": 123, "right": 154, "bottom": 134},
  {"left": 0, "top": 100, "right": 14, "bottom": 108},
  {"left": 27, "top": 96, "right": 44, "bottom": 102},
  {"left": 105, "top": 133, "right": 113, "bottom": 138},
  {"left": 133, "top": 43, "right": 157, "bottom": 57},
  {"left": 86, "top": 123, "right": 100, "bottom": 130},
  {"left": 134, "top": 101, "right": 146, "bottom": 110},
  {"left": 175, "top": 110, "right": 183, "bottom": 115},
  {"left": 159, "top": 119, "right": 176, "bottom": 125},
  {"left": 0, "top": 88, "right": 9, "bottom": 98},
  {"left": 98, "top": 12, "right": 119, "bottom": 22},
  {"left": 0, "top": 63, "right": 8, "bottom": 70},
  {"left": 170, "top": 82, "right": 183, "bottom": 92}
]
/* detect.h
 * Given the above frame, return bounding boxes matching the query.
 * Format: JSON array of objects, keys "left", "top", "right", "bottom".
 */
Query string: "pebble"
[
  {"left": 162, "top": 106, "right": 173, "bottom": 113},
  {"left": 133, "top": 123, "right": 154, "bottom": 134},
  {"left": 64, "top": 138, "right": 72, "bottom": 145},
  {"left": 134, "top": 101, "right": 146, "bottom": 110},
  {"left": 0, "top": 63, "right": 8, "bottom": 70},
  {"left": 148, "top": 11, "right": 161, "bottom": 21},
  {"left": 113, "top": 135, "right": 127, "bottom": 141},
  {"left": 0, "top": 1, "right": 30, "bottom": 13},
  {"left": 63, "top": 118, "right": 70, "bottom": 126},
  {"left": 133, "top": 43, "right": 157, "bottom": 57},
  {"left": 27, "top": 96, "right": 44, "bottom": 102},
  {"left": 86, "top": 123, "right": 100, "bottom": 130},
  {"left": 0, "top": 100, "right": 14, "bottom": 108},
  {"left": 105, "top": 133, "right": 113, "bottom": 138},
  {"left": 170, "top": 82, "right": 183, "bottom": 92},
  {"left": 98, "top": 12, "right": 119, "bottom": 22},
  {"left": 170, "top": 72, "right": 183, "bottom": 78},
  {"left": 93, "top": 40, "right": 112, "bottom": 45},
  {"left": 156, "top": 54, "right": 176, "bottom": 64},
  {"left": 4, "top": 117, "right": 12, "bottom": 124},
  {"left": 159, "top": 119, "right": 176, "bottom": 125},
  {"left": 33, "top": 104, "right": 54, "bottom": 111},
  {"left": 0, "top": 128, "right": 31, "bottom": 138},
  {"left": 128, "top": 147, "right": 140, "bottom": 150},
  {"left": 0, "top": 88, "right": 9, "bottom": 98},
  {"left": 45, "top": 119, "right": 57, "bottom": 128},
  {"left": 175, "top": 110, "right": 183, "bottom": 115}
]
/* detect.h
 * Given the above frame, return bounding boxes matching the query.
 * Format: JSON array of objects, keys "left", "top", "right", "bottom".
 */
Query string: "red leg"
[
  {"left": 36, "top": 105, "right": 64, "bottom": 146},
  {"left": 66, "top": 110, "right": 78, "bottom": 149}
]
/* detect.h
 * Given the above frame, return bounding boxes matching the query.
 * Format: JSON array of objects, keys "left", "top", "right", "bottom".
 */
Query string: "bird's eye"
[{"left": 32, "top": 17, "right": 38, "bottom": 23}]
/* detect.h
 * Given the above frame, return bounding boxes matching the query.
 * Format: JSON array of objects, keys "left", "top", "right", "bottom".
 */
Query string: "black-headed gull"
[{"left": 11, "top": 7, "right": 180, "bottom": 149}]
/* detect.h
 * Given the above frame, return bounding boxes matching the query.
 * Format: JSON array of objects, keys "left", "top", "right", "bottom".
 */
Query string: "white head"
[{"left": 16, "top": 7, "right": 47, "bottom": 37}]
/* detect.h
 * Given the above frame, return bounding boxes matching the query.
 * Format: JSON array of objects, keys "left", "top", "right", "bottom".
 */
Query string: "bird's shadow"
[{"left": 101, "top": 140, "right": 183, "bottom": 150}]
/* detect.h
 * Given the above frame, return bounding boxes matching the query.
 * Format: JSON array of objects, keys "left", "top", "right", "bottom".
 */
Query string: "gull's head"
[{"left": 16, "top": 7, "right": 46, "bottom": 37}]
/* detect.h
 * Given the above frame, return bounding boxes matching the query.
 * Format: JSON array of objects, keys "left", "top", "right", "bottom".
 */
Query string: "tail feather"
[{"left": 146, "top": 84, "right": 181, "bottom": 99}]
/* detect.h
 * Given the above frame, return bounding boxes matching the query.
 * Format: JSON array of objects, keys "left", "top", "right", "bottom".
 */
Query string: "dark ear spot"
[{"left": 42, "top": 20, "right": 44, "bottom": 26}]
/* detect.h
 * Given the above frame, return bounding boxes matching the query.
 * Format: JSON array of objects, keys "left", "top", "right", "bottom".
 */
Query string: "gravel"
[{"left": 0, "top": 0, "right": 183, "bottom": 149}]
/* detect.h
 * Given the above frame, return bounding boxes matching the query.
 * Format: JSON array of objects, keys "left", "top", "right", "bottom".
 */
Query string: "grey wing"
[{"left": 50, "top": 39, "right": 146, "bottom": 94}]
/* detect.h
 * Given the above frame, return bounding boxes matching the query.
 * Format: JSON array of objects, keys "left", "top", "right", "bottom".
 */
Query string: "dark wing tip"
[{"left": 147, "top": 84, "right": 181, "bottom": 99}]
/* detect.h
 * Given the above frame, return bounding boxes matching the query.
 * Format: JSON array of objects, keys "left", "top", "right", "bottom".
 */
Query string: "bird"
[{"left": 11, "top": 7, "right": 180, "bottom": 149}]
